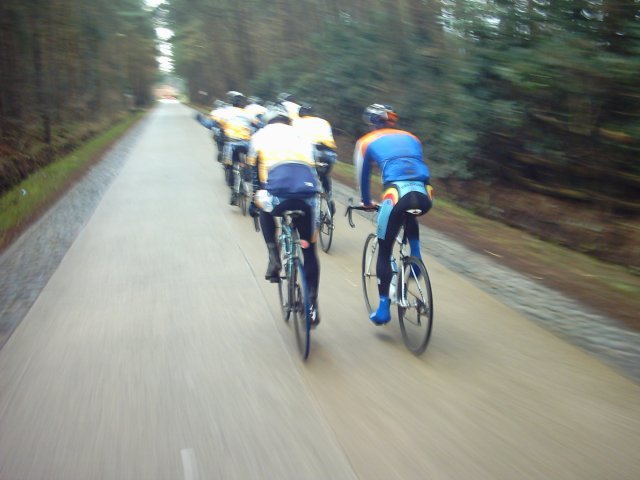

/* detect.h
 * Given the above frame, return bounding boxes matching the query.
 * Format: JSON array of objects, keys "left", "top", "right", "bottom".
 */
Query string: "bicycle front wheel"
[
  {"left": 397, "top": 256, "right": 433, "bottom": 355},
  {"left": 318, "top": 196, "right": 334, "bottom": 253},
  {"left": 292, "top": 260, "right": 310, "bottom": 359},
  {"left": 277, "top": 237, "right": 290, "bottom": 322},
  {"left": 361, "top": 233, "right": 379, "bottom": 315}
]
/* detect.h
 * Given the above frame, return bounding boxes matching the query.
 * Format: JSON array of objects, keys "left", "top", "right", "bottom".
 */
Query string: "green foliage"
[
  {"left": 0, "top": 112, "right": 145, "bottom": 248},
  {"left": 166, "top": 0, "right": 640, "bottom": 211}
]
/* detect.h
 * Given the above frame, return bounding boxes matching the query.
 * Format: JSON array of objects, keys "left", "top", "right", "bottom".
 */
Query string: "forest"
[
  {"left": 165, "top": 0, "right": 640, "bottom": 268},
  {"left": 0, "top": 0, "right": 157, "bottom": 192},
  {"left": 0, "top": 0, "right": 638, "bottom": 268}
]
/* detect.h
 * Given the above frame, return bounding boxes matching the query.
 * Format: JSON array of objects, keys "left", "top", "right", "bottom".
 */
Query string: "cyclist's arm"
[{"left": 354, "top": 140, "right": 373, "bottom": 205}]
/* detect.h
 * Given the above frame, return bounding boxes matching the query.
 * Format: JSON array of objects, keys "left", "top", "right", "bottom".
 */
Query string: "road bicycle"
[
  {"left": 276, "top": 210, "right": 312, "bottom": 359},
  {"left": 346, "top": 202, "right": 434, "bottom": 355}
]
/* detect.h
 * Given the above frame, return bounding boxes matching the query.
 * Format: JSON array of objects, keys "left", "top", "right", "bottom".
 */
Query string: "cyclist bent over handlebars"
[
  {"left": 219, "top": 91, "right": 253, "bottom": 205},
  {"left": 247, "top": 104, "right": 322, "bottom": 328},
  {"left": 293, "top": 103, "right": 338, "bottom": 216},
  {"left": 354, "top": 104, "right": 433, "bottom": 325}
]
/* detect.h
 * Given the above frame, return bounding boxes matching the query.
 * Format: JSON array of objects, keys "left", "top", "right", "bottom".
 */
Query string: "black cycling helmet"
[
  {"left": 248, "top": 96, "right": 263, "bottom": 105},
  {"left": 298, "top": 103, "right": 313, "bottom": 117},
  {"left": 263, "top": 104, "right": 291, "bottom": 125},
  {"left": 226, "top": 90, "right": 246, "bottom": 107},
  {"left": 363, "top": 104, "right": 398, "bottom": 128}
]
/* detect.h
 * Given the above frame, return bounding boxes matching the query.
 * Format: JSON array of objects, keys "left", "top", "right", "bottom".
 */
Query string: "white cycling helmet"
[
  {"left": 363, "top": 104, "right": 398, "bottom": 127},
  {"left": 263, "top": 104, "right": 291, "bottom": 125}
]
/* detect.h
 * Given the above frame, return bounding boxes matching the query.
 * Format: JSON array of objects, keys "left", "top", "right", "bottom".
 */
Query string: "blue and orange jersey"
[{"left": 354, "top": 128, "right": 430, "bottom": 205}]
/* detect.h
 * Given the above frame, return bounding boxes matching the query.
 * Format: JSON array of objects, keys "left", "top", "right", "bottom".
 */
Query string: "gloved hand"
[{"left": 249, "top": 201, "right": 260, "bottom": 218}]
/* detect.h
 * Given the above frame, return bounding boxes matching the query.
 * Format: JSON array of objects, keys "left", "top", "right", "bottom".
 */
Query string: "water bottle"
[
  {"left": 389, "top": 256, "right": 398, "bottom": 301},
  {"left": 255, "top": 189, "right": 274, "bottom": 212}
]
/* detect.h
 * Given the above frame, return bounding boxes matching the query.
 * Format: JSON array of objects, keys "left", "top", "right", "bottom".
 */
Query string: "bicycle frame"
[
  {"left": 278, "top": 212, "right": 303, "bottom": 313},
  {"left": 279, "top": 221, "right": 298, "bottom": 283},
  {"left": 347, "top": 202, "right": 426, "bottom": 309}
]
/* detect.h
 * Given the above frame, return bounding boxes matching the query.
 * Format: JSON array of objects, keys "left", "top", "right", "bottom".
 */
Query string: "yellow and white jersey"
[
  {"left": 209, "top": 105, "right": 233, "bottom": 124},
  {"left": 282, "top": 100, "right": 301, "bottom": 120},
  {"left": 247, "top": 123, "right": 318, "bottom": 196},
  {"left": 293, "top": 116, "right": 337, "bottom": 150},
  {"left": 219, "top": 106, "right": 253, "bottom": 141},
  {"left": 244, "top": 103, "right": 267, "bottom": 122}
]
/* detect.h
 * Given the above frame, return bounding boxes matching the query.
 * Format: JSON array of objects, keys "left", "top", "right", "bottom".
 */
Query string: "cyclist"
[
  {"left": 247, "top": 104, "right": 322, "bottom": 327},
  {"left": 245, "top": 96, "right": 267, "bottom": 128},
  {"left": 209, "top": 99, "right": 230, "bottom": 163},
  {"left": 277, "top": 92, "right": 300, "bottom": 120},
  {"left": 294, "top": 103, "right": 338, "bottom": 216},
  {"left": 218, "top": 91, "right": 254, "bottom": 205},
  {"left": 354, "top": 104, "right": 433, "bottom": 325}
]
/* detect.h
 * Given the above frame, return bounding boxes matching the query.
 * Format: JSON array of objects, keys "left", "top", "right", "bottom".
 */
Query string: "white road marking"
[{"left": 181, "top": 448, "right": 200, "bottom": 480}]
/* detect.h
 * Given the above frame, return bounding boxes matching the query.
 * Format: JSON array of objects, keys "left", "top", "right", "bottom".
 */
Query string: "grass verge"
[{"left": 0, "top": 111, "right": 146, "bottom": 251}]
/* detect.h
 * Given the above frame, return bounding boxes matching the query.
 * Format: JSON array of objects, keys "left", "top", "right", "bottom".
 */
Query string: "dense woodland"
[
  {"left": 165, "top": 0, "right": 640, "bottom": 216},
  {"left": 0, "top": 0, "right": 157, "bottom": 192},
  {"left": 0, "top": 1, "right": 638, "bottom": 267}
]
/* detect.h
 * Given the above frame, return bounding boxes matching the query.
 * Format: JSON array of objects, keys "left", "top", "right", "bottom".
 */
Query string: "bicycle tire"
[
  {"left": 239, "top": 189, "right": 247, "bottom": 215},
  {"left": 397, "top": 256, "right": 433, "bottom": 355},
  {"left": 224, "top": 164, "right": 233, "bottom": 186},
  {"left": 318, "top": 196, "right": 334, "bottom": 253},
  {"left": 361, "top": 233, "right": 379, "bottom": 315},
  {"left": 277, "top": 236, "right": 290, "bottom": 322},
  {"left": 292, "top": 260, "right": 310, "bottom": 359}
]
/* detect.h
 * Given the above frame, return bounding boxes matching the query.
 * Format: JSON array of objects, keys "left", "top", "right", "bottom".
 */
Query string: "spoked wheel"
[
  {"left": 397, "top": 256, "right": 433, "bottom": 355},
  {"left": 292, "top": 260, "right": 310, "bottom": 360},
  {"left": 318, "top": 196, "right": 334, "bottom": 253},
  {"left": 277, "top": 237, "right": 290, "bottom": 322},
  {"left": 361, "top": 233, "right": 379, "bottom": 315}
]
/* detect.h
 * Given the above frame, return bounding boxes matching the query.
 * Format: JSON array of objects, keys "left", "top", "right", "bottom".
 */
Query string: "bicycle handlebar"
[{"left": 345, "top": 199, "right": 379, "bottom": 228}]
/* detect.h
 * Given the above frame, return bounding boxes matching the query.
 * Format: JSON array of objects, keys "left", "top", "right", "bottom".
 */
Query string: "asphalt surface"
[{"left": 0, "top": 101, "right": 638, "bottom": 479}]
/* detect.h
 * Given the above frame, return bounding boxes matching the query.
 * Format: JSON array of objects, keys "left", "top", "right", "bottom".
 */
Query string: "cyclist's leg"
[
  {"left": 223, "top": 142, "right": 233, "bottom": 187},
  {"left": 369, "top": 193, "right": 402, "bottom": 324},
  {"left": 320, "top": 170, "right": 335, "bottom": 216},
  {"left": 216, "top": 139, "right": 224, "bottom": 162},
  {"left": 230, "top": 144, "right": 241, "bottom": 204},
  {"left": 396, "top": 191, "right": 432, "bottom": 259},
  {"left": 259, "top": 209, "right": 281, "bottom": 281}
]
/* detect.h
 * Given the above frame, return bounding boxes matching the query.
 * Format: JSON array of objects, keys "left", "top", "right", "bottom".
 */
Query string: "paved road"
[{"left": 0, "top": 102, "right": 638, "bottom": 479}]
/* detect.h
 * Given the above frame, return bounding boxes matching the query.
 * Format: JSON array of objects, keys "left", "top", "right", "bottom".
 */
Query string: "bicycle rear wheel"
[
  {"left": 292, "top": 260, "right": 310, "bottom": 359},
  {"left": 318, "top": 196, "right": 334, "bottom": 253},
  {"left": 240, "top": 170, "right": 251, "bottom": 216},
  {"left": 361, "top": 233, "right": 379, "bottom": 315},
  {"left": 397, "top": 256, "right": 433, "bottom": 355}
]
